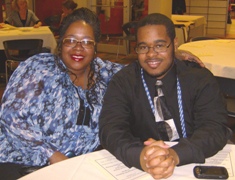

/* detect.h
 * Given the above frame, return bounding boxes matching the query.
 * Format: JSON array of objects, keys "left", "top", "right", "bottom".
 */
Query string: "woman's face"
[
  {"left": 62, "top": 6, "right": 73, "bottom": 15},
  {"left": 17, "top": 0, "right": 27, "bottom": 10},
  {"left": 61, "top": 20, "right": 96, "bottom": 75}
]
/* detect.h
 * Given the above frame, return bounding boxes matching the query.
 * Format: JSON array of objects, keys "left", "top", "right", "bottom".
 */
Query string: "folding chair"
[
  {"left": 175, "top": 24, "right": 188, "bottom": 46},
  {"left": 3, "top": 39, "right": 43, "bottom": 83},
  {"left": 216, "top": 77, "right": 235, "bottom": 119},
  {"left": 116, "top": 21, "right": 138, "bottom": 59}
]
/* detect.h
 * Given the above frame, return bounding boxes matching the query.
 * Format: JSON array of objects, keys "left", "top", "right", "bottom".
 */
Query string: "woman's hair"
[
  {"left": 57, "top": 7, "right": 101, "bottom": 54},
  {"left": 136, "top": 13, "right": 176, "bottom": 42},
  {"left": 62, "top": 0, "right": 78, "bottom": 11},
  {"left": 12, "top": 0, "right": 29, "bottom": 11},
  {"left": 56, "top": 7, "right": 101, "bottom": 93}
]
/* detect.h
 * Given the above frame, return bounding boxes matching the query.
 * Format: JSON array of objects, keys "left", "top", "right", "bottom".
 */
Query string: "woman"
[
  {"left": 0, "top": 7, "right": 122, "bottom": 167},
  {"left": 55, "top": 0, "right": 78, "bottom": 38},
  {"left": 0, "top": 7, "right": 202, "bottom": 178},
  {"left": 60, "top": 0, "right": 78, "bottom": 25},
  {"left": 1, "top": 0, "right": 42, "bottom": 28}
]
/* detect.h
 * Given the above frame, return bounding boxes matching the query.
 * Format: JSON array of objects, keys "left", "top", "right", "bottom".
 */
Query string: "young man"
[{"left": 99, "top": 13, "right": 231, "bottom": 179}]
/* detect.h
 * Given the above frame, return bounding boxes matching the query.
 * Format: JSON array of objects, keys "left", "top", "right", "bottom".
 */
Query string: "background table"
[
  {"left": 19, "top": 143, "right": 235, "bottom": 180},
  {"left": 172, "top": 15, "right": 206, "bottom": 39},
  {"left": 0, "top": 26, "right": 57, "bottom": 53},
  {"left": 179, "top": 39, "right": 235, "bottom": 80}
]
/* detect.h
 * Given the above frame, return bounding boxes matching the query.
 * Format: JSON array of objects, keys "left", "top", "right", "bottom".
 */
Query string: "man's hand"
[
  {"left": 175, "top": 49, "right": 205, "bottom": 68},
  {"left": 140, "top": 139, "right": 179, "bottom": 179},
  {"left": 49, "top": 151, "right": 69, "bottom": 164}
]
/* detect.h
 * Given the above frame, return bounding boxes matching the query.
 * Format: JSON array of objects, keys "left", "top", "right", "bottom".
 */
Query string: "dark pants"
[
  {"left": 0, "top": 50, "right": 6, "bottom": 74},
  {"left": 0, "top": 163, "right": 45, "bottom": 180}
]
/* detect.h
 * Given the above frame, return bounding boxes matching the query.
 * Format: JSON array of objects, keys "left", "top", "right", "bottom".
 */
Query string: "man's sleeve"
[
  {"left": 172, "top": 70, "right": 231, "bottom": 166},
  {"left": 99, "top": 72, "right": 144, "bottom": 170}
]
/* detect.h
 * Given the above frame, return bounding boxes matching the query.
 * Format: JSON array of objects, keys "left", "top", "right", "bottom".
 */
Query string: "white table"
[
  {"left": 172, "top": 15, "right": 206, "bottom": 39},
  {"left": 19, "top": 143, "right": 235, "bottom": 180},
  {"left": 179, "top": 39, "right": 235, "bottom": 80},
  {"left": 0, "top": 26, "right": 57, "bottom": 53}
]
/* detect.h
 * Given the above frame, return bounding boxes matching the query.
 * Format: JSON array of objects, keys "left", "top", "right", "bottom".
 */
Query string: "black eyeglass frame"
[{"left": 135, "top": 41, "right": 171, "bottom": 54}]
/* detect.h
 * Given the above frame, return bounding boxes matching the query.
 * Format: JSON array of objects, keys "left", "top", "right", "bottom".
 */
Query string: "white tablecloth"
[
  {"left": 0, "top": 26, "right": 57, "bottom": 53},
  {"left": 19, "top": 143, "right": 235, "bottom": 180},
  {"left": 179, "top": 39, "right": 235, "bottom": 79}
]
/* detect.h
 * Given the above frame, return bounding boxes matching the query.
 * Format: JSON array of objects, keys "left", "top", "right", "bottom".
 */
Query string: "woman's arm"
[
  {"left": 0, "top": 56, "right": 55, "bottom": 166},
  {"left": 34, "top": 21, "right": 42, "bottom": 28},
  {"left": 175, "top": 49, "right": 205, "bottom": 67},
  {"left": 49, "top": 151, "right": 68, "bottom": 164}
]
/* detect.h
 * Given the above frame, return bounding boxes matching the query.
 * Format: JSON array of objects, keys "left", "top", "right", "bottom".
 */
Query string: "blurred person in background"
[
  {"left": 59, "top": 0, "right": 78, "bottom": 25},
  {"left": 0, "top": 0, "right": 42, "bottom": 28},
  {"left": 172, "top": 0, "right": 186, "bottom": 15}
]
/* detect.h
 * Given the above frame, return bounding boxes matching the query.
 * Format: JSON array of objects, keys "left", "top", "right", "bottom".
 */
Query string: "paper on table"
[
  {"left": 91, "top": 143, "right": 235, "bottom": 180},
  {"left": 168, "top": 142, "right": 235, "bottom": 179},
  {"left": 201, "top": 144, "right": 235, "bottom": 178},
  {"left": 90, "top": 143, "right": 177, "bottom": 180},
  {"left": 90, "top": 150, "right": 151, "bottom": 180}
]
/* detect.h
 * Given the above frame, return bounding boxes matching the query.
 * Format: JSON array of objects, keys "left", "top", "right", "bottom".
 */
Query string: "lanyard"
[{"left": 141, "top": 68, "right": 187, "bottom": 138}]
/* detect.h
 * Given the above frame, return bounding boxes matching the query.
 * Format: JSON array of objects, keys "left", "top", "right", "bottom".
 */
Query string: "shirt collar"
[{"left": 141, "top": 59, "right": 178, "bottom": 96}]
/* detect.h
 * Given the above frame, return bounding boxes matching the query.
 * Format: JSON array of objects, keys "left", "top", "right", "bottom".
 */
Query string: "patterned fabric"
[
  {"left": 154, "top": 80, "right": 180, "bottom": 141},
  {"left": 5, "top": 10, "right": 40, "bottom": 27},
  {"left": 0, "top": 53, "right": 123, "bottom": 166}
]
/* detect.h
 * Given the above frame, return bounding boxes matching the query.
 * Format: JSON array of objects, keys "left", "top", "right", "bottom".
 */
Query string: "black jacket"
[{"left": 99, "top": 59, "right": 231, "bottom": 170}]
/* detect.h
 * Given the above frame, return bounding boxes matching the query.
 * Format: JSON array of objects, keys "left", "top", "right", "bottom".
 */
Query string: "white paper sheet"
[{"left": 92, "top": 143, "right": 235, "bottom": 180}]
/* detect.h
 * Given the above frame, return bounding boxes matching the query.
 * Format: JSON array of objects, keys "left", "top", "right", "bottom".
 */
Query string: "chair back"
[
  {"left": 190, "top": 36, "right": 219, "bottom": 42},
  {"left": 175, "top": 25, "right": 187, "bottom": 46},
  {"left": 216, "top": 77, "right": 235, "bottom": 118},
  {"left": 44, "top": 15, "right": 61, "bottom": 35},
  {"left": 122, "top": 21, "right": 138, "bottom": 36},
  {"left": 3, "top": 39, "right": 43, "bottom": 61}
]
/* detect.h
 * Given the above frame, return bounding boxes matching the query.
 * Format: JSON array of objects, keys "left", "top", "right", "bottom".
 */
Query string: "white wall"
[
  {"left": 74, "top": 0, "right": 88, "bottom": 8},
  {"left": 185, "top": 0, "right": 228, "bottom": 37},
  {"left": 148, "top": 0, "right": 172, "bottom": 18}
]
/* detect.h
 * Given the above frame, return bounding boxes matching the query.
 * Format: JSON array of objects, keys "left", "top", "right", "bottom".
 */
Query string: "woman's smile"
[{"left": 71, "top": 54, "right": 84, "bottom": 62}]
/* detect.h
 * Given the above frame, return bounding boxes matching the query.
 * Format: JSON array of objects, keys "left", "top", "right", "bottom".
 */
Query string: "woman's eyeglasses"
[{"left": 63, "top": 38, "right": 95, "bottom": 49}]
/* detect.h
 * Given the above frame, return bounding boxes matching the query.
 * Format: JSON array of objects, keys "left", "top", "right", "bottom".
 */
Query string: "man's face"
[{"left": 136, "top": 24, "right": 176, "bottom": 78}]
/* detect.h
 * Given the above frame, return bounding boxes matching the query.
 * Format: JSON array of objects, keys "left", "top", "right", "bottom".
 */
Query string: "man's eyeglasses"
[
  {"left": 135, "top": 42, "right": 171, "bottom": 54},
  {"left": 63, "top": 38, "right": 95, "bottom": 49}
]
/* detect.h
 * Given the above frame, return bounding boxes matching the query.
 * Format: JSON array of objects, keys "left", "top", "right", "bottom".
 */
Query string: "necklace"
[{"left": 141, "top": 68, "right": 187, "bottom": 138}]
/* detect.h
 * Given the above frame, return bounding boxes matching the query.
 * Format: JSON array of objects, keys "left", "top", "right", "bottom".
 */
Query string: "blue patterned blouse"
[{"left": 0, "top": 53, "right": 124, "bottom": 166}]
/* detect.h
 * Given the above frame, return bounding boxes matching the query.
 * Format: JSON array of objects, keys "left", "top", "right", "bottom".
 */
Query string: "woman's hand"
[
  {"left": 0, "top": 23, "right": 5, "bottom": 28},
  {"left": 49, "top": 151, "right": 69, "bottom": 164},
  {"left": 33, "top": 21, "right": 42, "bottom": 28},
  {"left": 175, "top": 49, "right": 205, "bottom": 67}
]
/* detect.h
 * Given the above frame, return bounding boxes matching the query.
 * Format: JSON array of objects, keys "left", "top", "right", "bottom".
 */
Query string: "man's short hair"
[{"left": 137, "top": 13, "right": 176, "bottom": 41}]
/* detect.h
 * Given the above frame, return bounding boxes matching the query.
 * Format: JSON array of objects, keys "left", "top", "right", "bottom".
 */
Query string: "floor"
[{"left": 0, "top": 19, "right": 235, "bottom": 142}]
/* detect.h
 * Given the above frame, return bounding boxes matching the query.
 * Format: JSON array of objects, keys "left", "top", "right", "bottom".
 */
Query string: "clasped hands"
[{"left": 140, "top": 138, "right": 179, "bottom": 179}]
